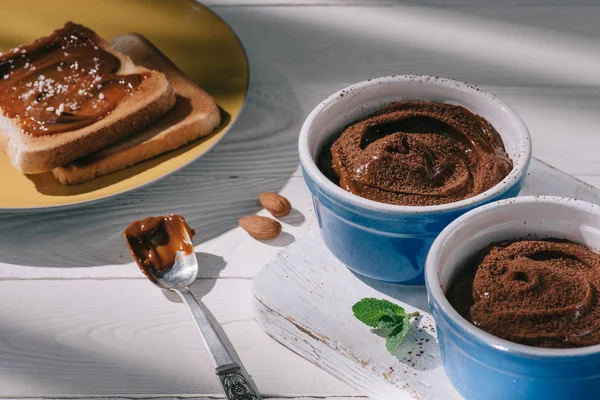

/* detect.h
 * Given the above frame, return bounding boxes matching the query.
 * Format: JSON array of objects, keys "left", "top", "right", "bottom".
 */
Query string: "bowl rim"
[
  {"left": 298, "top": 74, "right": 532, "bottom": 215},
  {"left": 425, "top": 195, "right": 600, "bottom": 358}
]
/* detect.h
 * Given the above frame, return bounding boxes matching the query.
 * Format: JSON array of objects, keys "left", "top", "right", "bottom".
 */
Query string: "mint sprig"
[{"left": 352, "top": 298, "right": 419, "bottom": 354}]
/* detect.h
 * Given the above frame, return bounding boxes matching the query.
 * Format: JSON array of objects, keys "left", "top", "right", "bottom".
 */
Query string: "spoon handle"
[
  {"left": 176, "top": 287, "right": 236, "bottom": 367},
  {"left": 217, "top": 365, "right": 262, "bottom": 400},
  {"left": 176, "top": 287, "right": 262, "bottom": 399}
]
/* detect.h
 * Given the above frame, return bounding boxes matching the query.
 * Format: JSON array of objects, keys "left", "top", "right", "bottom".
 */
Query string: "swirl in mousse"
[
  {"left": 448, "top": 240, "right": 600, "bottom": 348},
  {"left": 318, "top": 101, "right": 512, "bottom": 206}
]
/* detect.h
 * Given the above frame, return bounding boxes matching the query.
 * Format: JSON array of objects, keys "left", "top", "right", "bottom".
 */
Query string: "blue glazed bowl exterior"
[
  {"left": 299, "top": 75, "right": 532, "bottom": 285},
  {"left": 303, "top": 167, "right": 526, "bottom": 284},
  {"left": 425, "top": 197, "right": 600, "bottom": 399},
  {"left": 430, "top": 298, "right": 600, "bottom": 399}
]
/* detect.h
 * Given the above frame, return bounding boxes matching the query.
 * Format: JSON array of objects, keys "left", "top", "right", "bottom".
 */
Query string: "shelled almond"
[
  {"left": 239, "top": 216, "right": 282, "bottom": 240},
  {"left": 259, "top": 192, "right": 292, "bottom": 217}
]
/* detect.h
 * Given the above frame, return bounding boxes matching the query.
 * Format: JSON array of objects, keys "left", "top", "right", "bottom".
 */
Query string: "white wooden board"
[{"left": 253, "top": 158, "right": 600, "bottom": 400}]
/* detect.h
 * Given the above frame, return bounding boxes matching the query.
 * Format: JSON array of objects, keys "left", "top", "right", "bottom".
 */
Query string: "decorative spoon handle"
[
  {"left": 217, "top": 365, "right": 262, "bottom": 400},
  {"left": 176, "top": 287, "right": 238, "bottom": 367},
  {"left": 176, "top": 287, "right": 262, "bottom": 399}
]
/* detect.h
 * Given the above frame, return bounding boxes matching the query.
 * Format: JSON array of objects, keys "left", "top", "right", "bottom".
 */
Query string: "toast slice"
[
  {"left": 52, "top": 33, "right": 221, "bottom": 185},
  {"left": 0, "top": 23, "right": 176, "bottom": 174}
]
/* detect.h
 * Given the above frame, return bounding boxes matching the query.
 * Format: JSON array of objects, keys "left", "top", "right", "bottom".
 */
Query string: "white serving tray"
[{"left": 252, "top": 158, "right": 600, "bottom": 400}]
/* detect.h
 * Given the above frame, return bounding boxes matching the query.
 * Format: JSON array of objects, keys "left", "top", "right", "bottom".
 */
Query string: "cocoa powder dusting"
[
  {"left": 448, "top": 239, "right": 600, "bottom": 348},
  {"left": 318, "top": 101, "right": 512, "bottom": 206}
]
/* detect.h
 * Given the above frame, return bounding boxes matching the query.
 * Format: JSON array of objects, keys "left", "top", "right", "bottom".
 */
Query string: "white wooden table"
[{"left": 2, "top": 1, "right": 600, "bottom": 399}]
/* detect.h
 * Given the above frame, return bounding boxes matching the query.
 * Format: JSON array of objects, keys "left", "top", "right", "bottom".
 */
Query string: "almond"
[
  {"left": 259, "top": 192, "right": 292, "bottom": 217},
  {"left": 239, "top": 216, "right": 282, "bottom": 240}
]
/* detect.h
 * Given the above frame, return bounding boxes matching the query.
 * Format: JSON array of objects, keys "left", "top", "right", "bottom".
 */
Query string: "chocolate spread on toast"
[{"left": 0, "top": 23, "right": 146, "bottom": 136}]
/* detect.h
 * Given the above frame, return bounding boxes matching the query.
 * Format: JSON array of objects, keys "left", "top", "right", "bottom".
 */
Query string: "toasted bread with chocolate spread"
[
  {"left": 0, "top": 23, "right": 175, "bottom": 174},
  {"left": 52, "top": 33, "right": 221, "bottom": 185}
]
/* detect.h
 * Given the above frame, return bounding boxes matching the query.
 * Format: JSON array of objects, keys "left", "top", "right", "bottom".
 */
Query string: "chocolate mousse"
[
  {"left": 317, "top": 101, "right": 512, "bottom": 206},
  {"left": 448, "top": 239, "right": 600, "bottom": 348}
]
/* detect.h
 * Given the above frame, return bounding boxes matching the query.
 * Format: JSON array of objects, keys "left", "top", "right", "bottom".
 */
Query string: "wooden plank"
[
  {"left": 253, "top": 159, "right": 600, "bottom": 400},
  {"left": 216, "top": 5, "right": 600, "bottom": 87},
  {"left": 0, "top": 279, "right": 358, "bottom": 398}
]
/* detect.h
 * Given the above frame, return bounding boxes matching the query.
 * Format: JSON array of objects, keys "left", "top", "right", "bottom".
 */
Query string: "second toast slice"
[{"left": 53, "top": 33, "right": 221, "bottom": 185}]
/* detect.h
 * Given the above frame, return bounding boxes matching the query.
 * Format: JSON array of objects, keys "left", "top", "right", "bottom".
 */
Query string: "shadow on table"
[
  {"left": 221, "top": 0, "right": 600, "bottom": 88},
  {"left": 0, "top": 277, "right": 238, "bottom": 395}
]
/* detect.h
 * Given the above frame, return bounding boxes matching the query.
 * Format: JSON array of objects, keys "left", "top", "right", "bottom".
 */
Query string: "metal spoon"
[{"left": 146, "top": 250, "right": 262, "bottom": 399}]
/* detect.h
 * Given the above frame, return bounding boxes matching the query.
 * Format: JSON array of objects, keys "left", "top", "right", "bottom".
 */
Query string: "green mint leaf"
[
  {"left": 376, "top": 315, "right": 398, "bottom": 330},
  {"left": 386, "top": 317, "right": 410, "bottom": 353},
  {"left": 353, "top": 298, "right": 420, "bottom": 353},
  {"left": 352, "top": 298, "right": 406, "bottom": 328},
  {"left": 386, "top": 309, "right": 407, "bottom": 324}
]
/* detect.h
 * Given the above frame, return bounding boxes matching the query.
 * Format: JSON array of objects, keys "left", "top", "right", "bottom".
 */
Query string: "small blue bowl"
[
  {"left": 425, "top": 197, "right": 600, "bottom": 399},
  {"left": 299, "top": 75, "right": 531, "bottom": 284}
]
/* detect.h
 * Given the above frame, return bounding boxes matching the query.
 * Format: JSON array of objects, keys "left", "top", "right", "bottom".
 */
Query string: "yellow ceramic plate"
[{"left": 0, "top": 0, "right": 248, "bottom": 211}]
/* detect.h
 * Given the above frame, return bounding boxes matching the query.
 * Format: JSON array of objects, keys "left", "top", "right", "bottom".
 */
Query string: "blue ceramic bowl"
[
  {"left": 425, "top": 196, "right": 600, "bottom": 399},
  {"left": 299, "top": 75, "right": 531, "bottom": 284}
]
